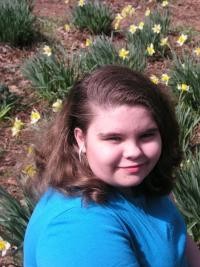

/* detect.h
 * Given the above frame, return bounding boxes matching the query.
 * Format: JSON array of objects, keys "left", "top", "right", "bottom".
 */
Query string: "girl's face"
[{"left": 75, "top": 105, "right": 162, "bottom": 189}]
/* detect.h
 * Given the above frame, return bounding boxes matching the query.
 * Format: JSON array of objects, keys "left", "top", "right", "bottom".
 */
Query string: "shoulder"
[
  {"left": 27, "top": 188, "right": 129, "bottom": 236},
  {"left": 32, "top": 190, "right": 139, "bottom": 267}
]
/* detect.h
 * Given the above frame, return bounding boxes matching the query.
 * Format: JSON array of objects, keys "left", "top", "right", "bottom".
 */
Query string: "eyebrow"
[
  {"left": 98, "top": 127, "right": 159, "bottom": 138},
  {"left": 98, "top": 132, "right": 122, "bottom": 138}
]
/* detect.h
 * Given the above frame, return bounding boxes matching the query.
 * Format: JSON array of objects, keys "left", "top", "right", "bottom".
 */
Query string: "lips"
[{"left": 118, "top": 164, "right": 145, "bottom": 173}]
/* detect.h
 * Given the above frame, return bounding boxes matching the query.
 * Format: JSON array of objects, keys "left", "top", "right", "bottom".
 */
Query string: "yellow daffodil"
[
  {"left": 129, "top": 24, "right": 138, "bottom": 34},
  {"left": 121, "top": 5, "right": 135, "bottom": 18},
  {"left": 27, "top": 145, "right": 34, "bottom": 155},
  {"left": 147, "top": 43, "right": 155, "bottom": 56},
  {"left": 161, "top": 1, "right": 169, "bottom": 7},
  {"left": 194, "top": 47, "right": 200, "bottom": 56},
  {"left": 150, "top": 75, "right": 159, "bottom": 84},
  {"left": 23, "top": 164, "right": 37, "bottom": 177},
  {"left": 152, "top": 24, "right": 161, "bottom": 34},
  {"left": 177, "top": 34, "right": 188, "bottom": 46},
  {"left": 160, "top": 37, "right": 169, "bottom": 46},
  {"left": 177, "top": 83, "right": 189, "bottom": 92},
  {"left": 114, "top": 13, "right": 123, "bottom": 30},
  {"left": 119, "top": 48, "right": 129, "bottom": 60},
  {"left": 85, "top": 38, "right": 92, "bottom": 47},
  {"left": 145, "top": 8, "right": 151, "bottom": 16},
  {"left": 115, "top": 13, "right": 123, "bottom": 21},
  {"left": 30, "top": 109, "right": 41, "bottom": 124},
  {"left": 114, "top": 21, "right": 120, "bottom": 30},
  {"left": 0, "top": 237, "right": 11, "bottom": 257},
  {"left": 64, "top": 24, "right": 70, "bottom": 32},
  {"left": 52, "top": 99, "right": 63, "bottom": 112},
  {"left": 138, "top": 21, "right": 144, "bottom": 30},
  {"left": 78, "top": 0, "right": 85, "bottom": 7},
  {"left": 11, "top": 117, "right": 24, "bottom": 137},
  {"left": 161, "top": 73, "right": 170, "bottom": 85},
  {"left": 43, "top": 45, "right": 52, "bottom": 57}
]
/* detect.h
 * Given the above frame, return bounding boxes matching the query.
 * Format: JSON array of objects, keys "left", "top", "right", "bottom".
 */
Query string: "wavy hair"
[{"left": 31, "top": 65, "right": 182, "bottom": 203}]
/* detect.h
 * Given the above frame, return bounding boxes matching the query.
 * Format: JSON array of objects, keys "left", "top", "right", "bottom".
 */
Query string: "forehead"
[{"left": 88, "top": 104, "right": 157, "bottom": 132}]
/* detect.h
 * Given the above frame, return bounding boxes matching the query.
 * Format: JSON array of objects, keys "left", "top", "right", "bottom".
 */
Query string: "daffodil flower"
[
  {"left": 27, "top": 145, "right": 34, "bottom": 155},
  {"left": 194, "top": 47, "right": 200, "bottom": 56},
  {"left": 160, "top": 37, "right": 169, "bottom": 46},
  {"left": 161, "top": 1, "right": 169, "bottom": 7},
  {"left": 147, "top": 43, "right": 155, "bottom": 56},
  {"left": 129, "top": 24, "right": 138, "bottom": 34},
  {"left": 121, "top": 5, "right": 135, "bottom": 17},
  {"left": 11, "top": 117, "right": 24, "bottom": 137},
  {"left": 145, "top": 8, "right": 151, "bottom": 16},
  {"left": 161, "top": 73, "right": 170, "bottom": 85},
  {"left": 115, "top": 13, "right": 123, "bottom": 21},
  {"left": 150, "top": 75, "right": 159, "bottom": 84},
  {"left": 177, "top": 83, "right": 189, "bottom": 92},
  {"left": 64, "top": 24, "right": 70, "bottom": 32},
  {"left": 85, "top": 38, "right": 92, "bottom": 47},
  {"left": 52, "top": 99, "right": 63, "bottom": 112},
  {"left": 23, "top": 164, "right": 37, "bottom": 177},
  {"left": 30, "top": 109, "right": 41, "bottom": 124},
  {"left": 0, "top": 237, "right": 11, "bottom": 257},
  {"left": 78, "top": 0, "right": 85, "bottom": 6},
  {"left": 152, "top": 24, "right": 161, "bottom": 34},
  {"left": 177, "top": 34, "right": 188, "bottom": 46},
  {"left": 43, "top": 45, "right": 52, "bottom": 57},
  {"left": 138, "top": 22, "right": 144, "bottom": 30},
  {"left": 119, "top": 48, "right": 129, "bottom": 60},
  {"left": 114, "top": 21, "right": 120, "bottom": 30}
]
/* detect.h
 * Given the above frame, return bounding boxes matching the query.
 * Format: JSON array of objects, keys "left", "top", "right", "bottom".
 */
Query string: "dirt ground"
[{"left": 0, "top": 0, "right": 200, "bottom": 264}]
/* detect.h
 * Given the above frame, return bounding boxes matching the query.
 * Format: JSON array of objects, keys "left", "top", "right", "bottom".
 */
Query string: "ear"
[{"left": 74, "top": 127, "right": 86, "bottom": 153}]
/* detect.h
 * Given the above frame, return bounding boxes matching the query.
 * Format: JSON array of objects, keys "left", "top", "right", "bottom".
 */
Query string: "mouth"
[{"left": 118, "top": 164, "right": 145, "bottom": 173}]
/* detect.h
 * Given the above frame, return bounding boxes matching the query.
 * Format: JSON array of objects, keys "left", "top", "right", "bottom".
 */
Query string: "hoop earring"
[{"left": 78, "top": 144, "right": 85, "bottom": 162}]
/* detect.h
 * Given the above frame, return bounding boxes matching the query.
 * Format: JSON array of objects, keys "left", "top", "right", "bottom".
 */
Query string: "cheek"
[
  {"left": 144, "top": 140, "right": 162, "bottom": 160},
  {"left": 86, "top": 143, "right": 121, "bottom": 166}
]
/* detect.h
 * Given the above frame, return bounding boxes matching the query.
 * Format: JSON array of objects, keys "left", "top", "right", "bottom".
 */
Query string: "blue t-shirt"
[{"left": 24, "top": 188, "right": 187, "bottom": 267}]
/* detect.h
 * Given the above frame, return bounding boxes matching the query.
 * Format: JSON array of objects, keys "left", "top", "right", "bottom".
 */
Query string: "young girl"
[{"left": 24, "top": 65, "right": 200, "bottom": 267}]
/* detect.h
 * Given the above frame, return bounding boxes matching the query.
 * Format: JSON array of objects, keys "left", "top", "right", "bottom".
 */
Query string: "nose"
[{"left": 123, "top": 141, "right": 143, "bottom": 159}]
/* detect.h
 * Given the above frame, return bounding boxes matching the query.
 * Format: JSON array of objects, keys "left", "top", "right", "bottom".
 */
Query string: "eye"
[
  {"left": 104, "top": 136, "right": 122, "bottom": 142},
  {"left": 140, "top": 131, "right": 157, "bottom": 139}
]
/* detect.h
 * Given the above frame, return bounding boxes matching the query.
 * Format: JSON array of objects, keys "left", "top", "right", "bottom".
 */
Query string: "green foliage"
[
  {"left": 72, "top": 0, "right": 114, "bottom": 35},
  {"left": 127, "top": 9, "right": 170, "bottom": 57},
  {"left": 79, "top": 35, "right": 118, "bottom": 73},
  {"left": 79, "top": 35, "right": 146, "bottom": 73},
  {"left": 126, "top": 38, "right": 147, "bottom": 71},
  {"left": 22, "top": 51, "right": 78, "bottom": 102},
  {"left": 173, "top": 150, "right": 200, "bottom": 242},
  {"left": 0, "top": 185, "right": 35, "bottom": 249},
  {"left": 169, "top": 54, "right": 200, "bottom": 111},
  {"left": 176, "top": 101, "right": 200, "bottom": 153},
  {"left": 0, "top": 84, "right": 21, "bottom": 120},
  {"left": 0, "top": 0, "right": 36, "bottom": 46}
]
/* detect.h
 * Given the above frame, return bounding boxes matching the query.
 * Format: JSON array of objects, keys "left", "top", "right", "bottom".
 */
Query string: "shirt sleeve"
[{"left": 36, "top": 206, "right": 140, "bottom": 267}]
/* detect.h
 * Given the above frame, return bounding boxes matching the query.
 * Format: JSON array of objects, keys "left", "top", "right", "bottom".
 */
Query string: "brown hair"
[{"left": 32, "top": 65, "right": 182, "bottom": 202}]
